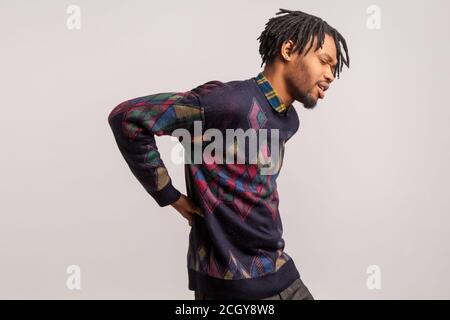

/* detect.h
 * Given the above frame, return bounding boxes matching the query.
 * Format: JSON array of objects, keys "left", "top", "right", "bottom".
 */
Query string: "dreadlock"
[{"left": 257, "top": 8, "right": 350, "bottom": 79}]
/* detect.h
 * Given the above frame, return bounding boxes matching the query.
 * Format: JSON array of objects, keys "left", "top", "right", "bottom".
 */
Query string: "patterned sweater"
[{"left": 108, "top": 72, "right": 301, "bottom": 299}]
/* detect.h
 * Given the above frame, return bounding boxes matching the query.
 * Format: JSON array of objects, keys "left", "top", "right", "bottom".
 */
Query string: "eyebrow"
[{"left": 320, "top": 53, "right": 338, "bottom": 67}]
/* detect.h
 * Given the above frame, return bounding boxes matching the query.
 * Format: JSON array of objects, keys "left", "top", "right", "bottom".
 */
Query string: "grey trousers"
[{"left": 194, "top": 277, "right": 314, "bottom": 300}]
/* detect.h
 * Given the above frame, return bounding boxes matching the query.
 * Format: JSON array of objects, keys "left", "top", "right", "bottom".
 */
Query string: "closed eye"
[
  {"left": 320, "top": 58, "right": 335, "bottom": 70},
  {"left": 319, "top": 54, "right": 337, "bottom": 74},
  {"left": 326, "top": 60, "right": 336, "bottom": 73}
]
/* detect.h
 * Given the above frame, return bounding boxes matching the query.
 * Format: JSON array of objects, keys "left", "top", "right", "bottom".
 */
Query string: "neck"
[{"left": 262, "top": 66, "right": 294, "bottom": 106}]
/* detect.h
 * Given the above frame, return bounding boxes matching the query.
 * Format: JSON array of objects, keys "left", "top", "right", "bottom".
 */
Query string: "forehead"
[
  {"left": 315, "top": 34, "right": 337, "bottom": 63},
  {"left": 303, "top": 34, "right": 337, "bottom": 64}
]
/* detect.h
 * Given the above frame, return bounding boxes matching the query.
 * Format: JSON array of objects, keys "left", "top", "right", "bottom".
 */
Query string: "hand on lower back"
[{"left": 171, "top": 194, "right": 204, "bottom": 226}]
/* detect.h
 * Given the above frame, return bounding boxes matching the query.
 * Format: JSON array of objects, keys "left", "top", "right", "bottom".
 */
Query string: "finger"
[
  {"left": 193, "top": 207, "right": 204, "bottom": 218},
  {"left": 185, "top": 212, "right": 193, "bottom": 221}
]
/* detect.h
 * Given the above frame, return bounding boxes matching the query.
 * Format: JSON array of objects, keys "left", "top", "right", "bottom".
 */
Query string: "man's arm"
[{"left": 107, "top": 90, "right": 203, "bottom": 207}]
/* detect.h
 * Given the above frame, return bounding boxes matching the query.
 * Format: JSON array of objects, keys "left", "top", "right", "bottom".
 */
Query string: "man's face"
[{"left": 284, "top": 34, "right": 338, "bottom": 109}]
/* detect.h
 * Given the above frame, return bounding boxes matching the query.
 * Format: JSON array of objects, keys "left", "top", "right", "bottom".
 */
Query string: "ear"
[{"left": 280, "top": 40, "right": 295, "bottom": 61}]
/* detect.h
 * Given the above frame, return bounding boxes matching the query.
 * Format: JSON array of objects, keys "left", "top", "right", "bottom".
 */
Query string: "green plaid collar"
[{"left": 255, "top": 72, "right": 291, "bottom": 114}]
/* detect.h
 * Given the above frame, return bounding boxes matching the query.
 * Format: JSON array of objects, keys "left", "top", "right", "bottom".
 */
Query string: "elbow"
[
  {"left": 108, "top": 100, "right": 128, "bottom": 125},
  {"left": 108, "top": 101, "right": 130, "bottom": 138}
]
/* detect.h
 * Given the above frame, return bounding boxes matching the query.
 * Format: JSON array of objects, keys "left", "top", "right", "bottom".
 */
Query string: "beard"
[
  {"left": 285, "top": 69, "right": 319, "bottom": 109},
  {"left": 298, "top": 87, "right": 318, "bottom": 109}
]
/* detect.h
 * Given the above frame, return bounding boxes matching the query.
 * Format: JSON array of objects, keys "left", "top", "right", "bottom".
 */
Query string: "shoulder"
[
  {"left": 190, "top": 77, "right": 254, "bottom": 104},
  {"left": 187, "top": 77, "right": 258, "bottom": 129}
]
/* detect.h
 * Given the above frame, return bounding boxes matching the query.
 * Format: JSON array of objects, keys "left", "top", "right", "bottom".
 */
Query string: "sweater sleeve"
[{"left": 107, "top": 90, "right": 204, "bottom": 207}]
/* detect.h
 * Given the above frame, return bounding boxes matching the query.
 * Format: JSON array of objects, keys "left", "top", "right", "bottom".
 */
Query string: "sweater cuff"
[{"left": 150, "top": 181, "right": 182, "bottom": 207}]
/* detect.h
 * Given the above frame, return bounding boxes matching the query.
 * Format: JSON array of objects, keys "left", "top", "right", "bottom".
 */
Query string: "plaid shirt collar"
[{"left": 255, "top": 71, "right": 292, "bottom": 115}]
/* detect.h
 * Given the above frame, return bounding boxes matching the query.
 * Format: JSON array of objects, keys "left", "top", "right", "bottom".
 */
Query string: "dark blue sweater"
[{"left": 108, "top": 72, "right": 301, "bottom": 299}]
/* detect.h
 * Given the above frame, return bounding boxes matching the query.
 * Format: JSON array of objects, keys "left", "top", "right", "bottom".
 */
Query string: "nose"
[{"left": 325, "top": 68, "right": 335, "bottom": 83}]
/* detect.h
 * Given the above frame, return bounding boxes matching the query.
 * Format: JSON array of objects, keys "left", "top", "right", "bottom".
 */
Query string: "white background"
[{"left": 0, "top": 0, "right": 449, "bottom": 299}]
